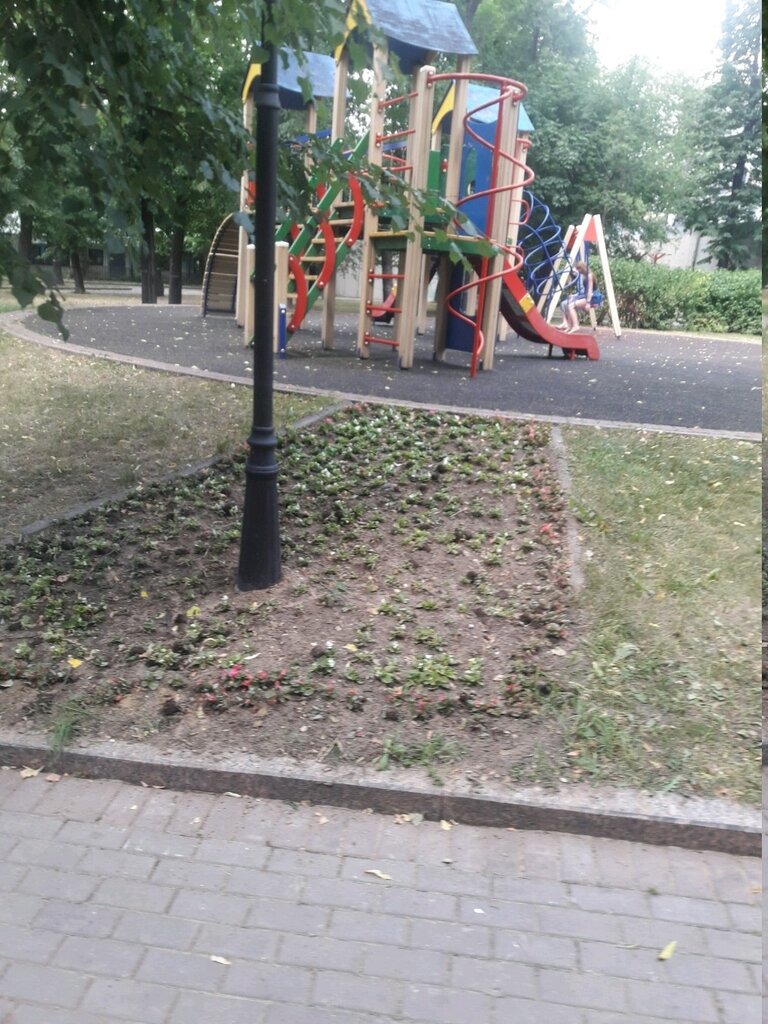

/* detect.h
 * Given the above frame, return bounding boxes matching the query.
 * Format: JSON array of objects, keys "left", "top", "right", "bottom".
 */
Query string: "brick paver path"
[{"left": 0, "top": 768, "right": 760, "bottom": 1023}]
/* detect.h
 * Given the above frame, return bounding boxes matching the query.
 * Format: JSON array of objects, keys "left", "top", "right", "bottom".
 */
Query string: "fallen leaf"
[
  {"left": 45, "top": 773, "right": 62, "bottom": 783},
  {"left": 365, "top": 869, "right": 392, "bottom": 881},
  {"left": 439, "top": 820, "right": 453, "bottom": 831},
  {"left": 658, "top": 941, "right": 677, "bottom": 961},
  {"left": 343, "top": 643, "right": 358, "bottom": 652},
  {"left": 196, "top": 706, "right": 205, "bottom": 720},
  {"left": 394, "top": 812, "right": 424, "bottom": 826},
  {"left": 140, "top": 590, "right": 149, "bottom": 599},
  {"left": 223, "top": 792, "right": 242, "bottom": 799},
  {"left": 20, "top": 766, "right": 42, "bottom": 778},
  {"left": 210, "top": 955, "right": 231, "bottom": 965},
  {"left": 0, "top": 679, "right": 15, "bottom": 689},
  {"left": 314, "top": 813, "right": 329, "bottom": 825},
  {"left": 67, "top": 658, "right": 82, "bottom": 669},
  {"left": 186, "top": 605, "right": 202, "bottom": 618}
]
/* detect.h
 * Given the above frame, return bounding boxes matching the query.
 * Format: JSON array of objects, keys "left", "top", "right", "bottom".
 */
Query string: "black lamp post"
[{"left": 237, "top": 3, "right": 282, "bottom": 591}]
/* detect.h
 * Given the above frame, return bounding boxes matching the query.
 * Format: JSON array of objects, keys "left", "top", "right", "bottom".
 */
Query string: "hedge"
[{"left": 593, "top": 260, "right": 761, "bottom": 335}]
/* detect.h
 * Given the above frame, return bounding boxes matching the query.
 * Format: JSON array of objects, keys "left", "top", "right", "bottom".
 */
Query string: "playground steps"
[
  {"left": 282, "top": 134, "right": 369, "bottom": 333},
  {"left": 201, "top": 217, "right": 240, "bottom": 315}
]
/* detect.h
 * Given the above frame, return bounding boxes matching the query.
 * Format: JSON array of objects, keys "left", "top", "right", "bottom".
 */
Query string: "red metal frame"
[
  {"left": 345, "top": 175, "right": 365, "bottom": 247},
  {"left": 287, "top": 254, "right": 307, "bottom": 334},
  {"left": 425, "top": 72, "right": 539, "bottom": 375},
  {"left": 315, "top": 217, "right": 337, "bottom": 291}
]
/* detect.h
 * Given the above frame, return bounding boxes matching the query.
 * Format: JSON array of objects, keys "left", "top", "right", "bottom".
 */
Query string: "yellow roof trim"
[
  {"left": 334, "top": 0, "right": 372, "bottom": 62},
  {"left": 242, "top": 63, "right": 261, "bottom": 104},
  {"left": 432, "top": 83, "right": 455, "bottom": 135}
]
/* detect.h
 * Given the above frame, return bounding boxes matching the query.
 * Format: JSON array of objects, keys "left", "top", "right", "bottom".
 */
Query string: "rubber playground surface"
[{"left": 17, "top": 303, "right": 761, "bottom": 436}]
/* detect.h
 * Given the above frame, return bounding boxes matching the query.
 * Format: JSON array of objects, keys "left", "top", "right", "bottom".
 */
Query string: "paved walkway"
[
  {"left": 0, "top": 768, "right": 761, "bottom": 1024},
  {"left": 9, "top": 305, "right": 761, "bottom": 435}
]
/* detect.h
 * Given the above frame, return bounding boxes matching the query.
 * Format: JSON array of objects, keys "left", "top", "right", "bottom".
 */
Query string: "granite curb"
[{"left": 0, "top": 733, "right": 758, "bottom": 857}]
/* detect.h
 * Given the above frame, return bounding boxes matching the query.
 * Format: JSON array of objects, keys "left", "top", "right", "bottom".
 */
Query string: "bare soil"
[{"left": 0, "top": 404, "right": 583, "bottom": 787}]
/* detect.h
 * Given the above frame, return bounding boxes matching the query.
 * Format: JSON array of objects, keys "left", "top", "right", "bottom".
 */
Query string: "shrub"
[{"left": 598, "top": 260, "right": 760, "bottom": 335}]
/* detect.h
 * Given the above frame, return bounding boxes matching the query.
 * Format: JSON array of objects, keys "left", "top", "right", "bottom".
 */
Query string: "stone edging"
[{"left": 0, "top": 736, "right": 758, "bottom": 857}]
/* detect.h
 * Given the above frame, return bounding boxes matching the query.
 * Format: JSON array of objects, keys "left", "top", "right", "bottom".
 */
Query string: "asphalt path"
[{"left": 19, "top": 304, "right": 761, "bottom": 434}]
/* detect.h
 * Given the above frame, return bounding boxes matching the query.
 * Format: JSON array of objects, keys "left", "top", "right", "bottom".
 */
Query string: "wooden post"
[
  {"left": 305, "top": 101, "right": 317, "bottom": 137},
  {"left": 545, "top": 214, "right": 591, "bottom": 324},
  {"left": 592, "top": 214, "right": 622, "bottom": 337},
  {"left": 536, "top": 223, "right": 573, "bottom": 316},
  {"left": 237, "top": 93, "right": 255, "bottom": 328},
  {"left": 395, "top": 64, "right": 435, "bottom": 369},
  {"left": 243, "top": 242, "right": 256, "bottom": 346},
  {"left": 478, "top": 85, "right": 519, "bottom": 371},
  {"left": 434, "top": 55, "right": 471, "bottom": 361},
  {"left": 357, "top": 44, "right": 388, "bottom": 359},
  {"left": 321, "top": 47, "right": 349, "bottom": 349},
  {"left": 273, "top": 241, "right": 289, "bottom": 351},
  {"left": 416, "top": 255, "right": 430, "bottom": 334},
  {"left": 497, "top": 133, "right": 530, "bottom": 344}
]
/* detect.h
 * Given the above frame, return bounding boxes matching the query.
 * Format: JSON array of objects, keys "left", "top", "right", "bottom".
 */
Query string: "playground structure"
[{"left": 202, "top": 0, "right": 621, "bottom": 373}]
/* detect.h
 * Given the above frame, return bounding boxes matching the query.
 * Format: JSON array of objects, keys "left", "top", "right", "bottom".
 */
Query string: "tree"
[
  {"left": 0, "top": 0, "right": 349, "bottom": 325},
  {"left": 679, "top": 0, "right": 761, "bottom": 268}
]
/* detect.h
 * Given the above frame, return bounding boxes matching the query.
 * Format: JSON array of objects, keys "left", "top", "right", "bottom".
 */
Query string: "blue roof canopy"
[
  {"left": 433, "top": 83, "right": 534, "bottom": 133},
  {"left": 467, "top": 85, "right": 534, "bottom": 132},
  {"left": 243, "top": 51, "right": 336, "bottom": 110},
  {"left": 352, "top": 0, "right": 477, "bottom": 73},
  {"left": 277, "top": 51, "right": 336, "bottom": 108}
]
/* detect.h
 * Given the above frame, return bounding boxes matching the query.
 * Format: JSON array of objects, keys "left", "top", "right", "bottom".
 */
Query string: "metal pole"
[{"left": 237, "top": 1, "right": 282, "bottom": 590}]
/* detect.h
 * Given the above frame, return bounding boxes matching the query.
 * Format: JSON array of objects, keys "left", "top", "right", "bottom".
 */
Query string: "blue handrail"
[{"left": 517, "top": 190, "right": 577, "bottom": 318}]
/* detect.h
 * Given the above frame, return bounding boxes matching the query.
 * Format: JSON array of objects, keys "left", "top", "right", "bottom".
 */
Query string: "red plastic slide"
[{"left": 499, "top": 262, "right": 600, "bottom": 360}]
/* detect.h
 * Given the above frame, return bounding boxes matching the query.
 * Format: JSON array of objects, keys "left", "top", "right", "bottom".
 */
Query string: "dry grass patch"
[{"left": 0, "top": 332, "right": 328, "bottom": 536}]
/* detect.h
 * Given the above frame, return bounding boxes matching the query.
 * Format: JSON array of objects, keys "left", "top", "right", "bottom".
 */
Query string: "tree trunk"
[
  {"left": 167, "top": 226, "right": 185, "bottom": 304},
  {"left": 18, "top": 212, "right": 34, "bottom": 261},
  {"left": 461, "top": 0, "right": 482, "bottom": 30},
  {"left": 140, "top": 197, "right": 158, "bottom": 304},
  {"left": 70, "top": 250, "right": 86, "bottom": 293}
]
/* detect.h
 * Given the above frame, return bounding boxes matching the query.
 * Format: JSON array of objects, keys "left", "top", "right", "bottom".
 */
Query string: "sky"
[{"left": 584, "top": 0, "right": 726, "bottom": 79}]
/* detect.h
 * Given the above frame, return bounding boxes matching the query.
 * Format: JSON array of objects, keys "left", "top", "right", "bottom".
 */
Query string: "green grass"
[
  {"left": 0, "top": 311, "right": 761, "bottom": 802},
  {"left": 0, "top": 332, "right": 331, "bottom": 535},
  {"left": 563, "top": 427, "right": 761, "bottom": 803}
]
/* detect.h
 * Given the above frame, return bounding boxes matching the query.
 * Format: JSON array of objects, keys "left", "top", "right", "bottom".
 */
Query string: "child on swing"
[{"left": 561, "top": 260, "right": 597, "bottom": 333}]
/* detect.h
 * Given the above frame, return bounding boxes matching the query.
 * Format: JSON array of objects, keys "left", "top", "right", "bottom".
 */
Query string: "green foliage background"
[
  {"left": 0, "top": 0, "right": 761, "bottom": 325},
  {"left": 602, "top": 262, "right": 761, "bottom": 334}
]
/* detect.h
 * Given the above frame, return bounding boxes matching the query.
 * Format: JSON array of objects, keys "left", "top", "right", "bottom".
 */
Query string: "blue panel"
[
  {"left": 457, "top": 119, "right": 496, "bottom": 236},
  {"left": 444, "top": 262, "right": 476, "bottom": 352}
]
